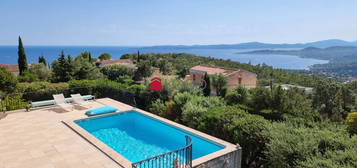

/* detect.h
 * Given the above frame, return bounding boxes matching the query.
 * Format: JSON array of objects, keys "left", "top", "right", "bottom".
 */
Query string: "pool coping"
[{"left": 63, "top": 105, "right": 238, "bottom": 168}]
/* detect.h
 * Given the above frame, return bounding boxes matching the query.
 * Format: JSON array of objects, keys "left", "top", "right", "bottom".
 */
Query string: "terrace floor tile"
[{"left": 0, "top": 98, "right": 126, "bottom": 168}]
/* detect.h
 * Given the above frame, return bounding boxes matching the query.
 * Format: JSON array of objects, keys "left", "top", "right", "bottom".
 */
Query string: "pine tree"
[
  {"left": 202, "top": 73, "right": 211, "bottom": 96},
  {"left": 38, "top": 55, "right": 47, "bottom": 66},
  {"left": 52, "top": 50, "right": 70, "bottom": 82},
  {"left": 18, "top": 36, "right": 28, "bottom": 75}
]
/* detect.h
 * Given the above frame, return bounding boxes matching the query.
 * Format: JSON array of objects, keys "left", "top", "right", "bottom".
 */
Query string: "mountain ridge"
[{"left": 143, "top": 39, "right": 357, "bottom": 50}]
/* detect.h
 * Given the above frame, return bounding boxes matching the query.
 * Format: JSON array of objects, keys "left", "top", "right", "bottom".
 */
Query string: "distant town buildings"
[
  {"left": 265, "top": 84, "right": 313, "bottom": 92},
  {"left": 280, "top": 84, "right": 313, "bottom": 92},
  {"left": 186, "top": 65, "right": 257, "bottom": 93}
]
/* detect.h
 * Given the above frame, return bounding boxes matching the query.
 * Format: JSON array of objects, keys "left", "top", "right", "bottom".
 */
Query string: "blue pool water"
[{"left": 75, "top": 111, "right": 224, "bottom": 163}]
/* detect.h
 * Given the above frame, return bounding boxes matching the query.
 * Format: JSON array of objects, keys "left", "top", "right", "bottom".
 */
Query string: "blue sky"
[{"left": 0, "top": 0, "right": 356, "bottom": 46}]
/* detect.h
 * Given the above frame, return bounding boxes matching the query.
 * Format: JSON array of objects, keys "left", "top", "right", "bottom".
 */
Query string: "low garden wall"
[{"left": 195, "top": 145, "right": 242, "bottom": 168}]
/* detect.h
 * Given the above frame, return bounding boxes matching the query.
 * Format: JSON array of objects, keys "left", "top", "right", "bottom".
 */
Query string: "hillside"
[
  {"left": 239, "top": 46, "right": 357, "bottom": 79},
  {"left": 143, "top": 39, "right": 357, "bottom": 50}
]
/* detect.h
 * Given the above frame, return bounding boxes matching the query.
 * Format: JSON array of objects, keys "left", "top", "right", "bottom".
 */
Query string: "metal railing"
[{"left": 132, "top": 136, "right": 193, "bottom": 168}]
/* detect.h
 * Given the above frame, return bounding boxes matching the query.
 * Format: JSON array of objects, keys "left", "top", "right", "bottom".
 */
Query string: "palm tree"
[{"left": 211, "top": 74, "right": 228, "bottom": 96}]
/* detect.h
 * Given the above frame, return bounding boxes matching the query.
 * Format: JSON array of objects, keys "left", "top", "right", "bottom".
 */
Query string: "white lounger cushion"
[
  {"left": 53, "top": 94, "right": 73, "bottom": 111},
  {"left": 71, "top": 94, "right": 91, "bottom": 107}
]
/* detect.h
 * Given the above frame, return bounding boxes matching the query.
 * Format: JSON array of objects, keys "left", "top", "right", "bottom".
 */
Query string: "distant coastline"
[{"left": 0, "top": 46, "right": 328, "bottom": 70}]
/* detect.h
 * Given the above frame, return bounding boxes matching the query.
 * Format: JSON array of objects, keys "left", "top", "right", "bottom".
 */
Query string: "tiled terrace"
[
  {"left": 0, "top": 98, "right": 132, "bottom": 168},
  {"left": 0, "top": 98, "right": 240, "bottom": 168}
]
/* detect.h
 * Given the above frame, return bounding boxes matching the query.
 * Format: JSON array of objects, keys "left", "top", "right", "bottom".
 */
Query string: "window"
[
  {"left": 193, "top": 74, "right": 196, "bottom": 81},
  {"left": 238, "top": 77, "right": 242, "bottom": 84}
]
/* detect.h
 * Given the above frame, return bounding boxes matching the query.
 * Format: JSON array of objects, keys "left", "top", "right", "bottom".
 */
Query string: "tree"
[
  {"left": 73, "top": 56, "right": 103, "bottom": 80},
  {"left": 176, "top": 66, "right": 189, "bottom": 79},
  {"left": 225, "top": 86, "right": 248, "bottom": 105},
  {"left": 158, "top": 59, "right": 171, "bottom": 75},
  {"left": 18, "top": 36, "right": 28, "bottom": 75},
  {"left": 313, "top": 81, "right": 346, "bottom": 121},
  {"left": 271, "top": 85, "right": 288, "bottom": 114},
  {"left": 250, "top": 87, "right": 272, "bottom": 111},
  {"left": 202, "top": 73, "right": 211, "bottom": 96},
  {"left": 100, "top": 65, "right": 135, "bottom": 82},
  {"left": 211, "top": 74, "right": 228, "bottom": 96},
  {"left": 28, "top": 63, "right": 51, "bottom": 81},
  {"left": 137, "top": 50, "right": 140, "bottom": 63},
  {"left": 51, "top": 51, "right": 74, "bottom": 82},
  {"left": 98, "top": 53, "right": 112, "bottom": 60},
  {"left": 134, "top": 61, "right": 152, "bottom": 81},
  {"left": 77, "top": 51, "right": 94, "bottom": 62},
  {"left": 346, "top": 112, "right": 357, "bottom": 134},
  {"left": 0, "top": 67, "right": 17, "bottom": 92},
  {"left": 38, "top": 55, "right": 47, "bottom": 66}
]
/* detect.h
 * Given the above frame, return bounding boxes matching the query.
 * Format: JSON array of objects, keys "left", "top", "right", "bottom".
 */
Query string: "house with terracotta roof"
[
  {"left": 187, "top": 65, "right": 257, "bottom": 92},
  {"left": 95, "top": 59, "right": 135, "bottom": 68},
  {"left": 0, "top": 64, "right": 20, "bottom": 76}
]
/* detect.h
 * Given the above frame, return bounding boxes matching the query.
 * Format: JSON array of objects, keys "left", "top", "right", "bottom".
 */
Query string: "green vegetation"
[
  {"left": 211, "top": 73, "right": 228, "bottom": 96},
  {"left": 100, "top": 65, "right": 135, "bottom": 84},
  {"left": 134, "top": 61, "right": 152, "bottom": 81},
  {"left": 28, "top": 63, "right": 51, "bottom": 81},
  {"left": 17, "top": 36, "right": 28, "bottom": 75},
  {"left": 347, "top": 112, "right": 357, "bottom": 134},
  {"left": 202, "top": 73, "right": 211, "bottom": 96},
  {"left": 0, "top": 67, "right": 17, "bottom": 92},
  {"left": 121, "top": 52, "right": 328, "bottom": 87},
  {"left": 98, "top": 53, "right": 112, "bottom": 60},
  {"left": 240, "top": 46, "right": 357, "bottom": 80},
  {"left": 38, "top": 55, "right": 47, "bottom": 66},
  {"left": 1, "top": 45, "right": 356, "bottom": 168}
]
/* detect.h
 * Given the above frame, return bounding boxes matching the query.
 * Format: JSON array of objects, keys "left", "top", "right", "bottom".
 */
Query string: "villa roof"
[
  {"left": 190, "top": 65, "right": 233, "bottom": 75},
  {"left": 0, "top": 64, "right": 19, "bottom": 76}
]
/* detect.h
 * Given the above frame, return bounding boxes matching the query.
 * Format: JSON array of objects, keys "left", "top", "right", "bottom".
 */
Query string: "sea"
[{"left": 0, "top": 46, "right": 328, "bottom": 70}]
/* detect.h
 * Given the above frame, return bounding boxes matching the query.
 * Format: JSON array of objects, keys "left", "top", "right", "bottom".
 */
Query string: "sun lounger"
[
  {"left": 71, "top": 94, "right": 91, "bottom": 107},
  {"left": 53, "top": 94, "right": 73, "bottom": 111}
]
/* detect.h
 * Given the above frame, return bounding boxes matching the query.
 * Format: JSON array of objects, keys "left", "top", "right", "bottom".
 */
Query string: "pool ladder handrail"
[{"left": 132, "top": 136, "right": 193, "bottom": 168}]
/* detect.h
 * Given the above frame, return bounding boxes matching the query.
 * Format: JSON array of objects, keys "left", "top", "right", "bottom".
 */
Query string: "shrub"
[
  {"left": 98, "top": 53, "right": 112, "bottom": 60},
  {"left": 226, "top": 107, "right": 270, "bottom": 168},
  {"left": 0, "top": 95, "right": 28, "bottom": 112},
  {"left": 346, "top": 112, "right": 357, "bottom": 134},
  {"left": 171, "top": 92, "right": 194, "bottom": 122},
  {"left": 149, "top": 99, "right": 167, "bottom": 116},
  {"left": 100, "top": 65, "right": 135, "bottom": 82},
  {"left": 0, "top": 67, "right": 17, "bottom": 92},
  {"left": 93, "top": 84, "right": 135, "bottom": 106},
  {"left": 264, "top": 122, "right": 357, "bottom": 168},
  {"left": 17, "top": 71, "right": 39, "bottom": 82},
  {"left": 161, "top": 78, "right": 202, "bottom": 98},
  {"left": 73, "top": 57, "right": 104, "bottom": 80},
  {"left": 225, "top": 86, "right": 248, "bottom": 105},
  {"left": 16, "top": 82, "right": 69, "bottom": 101},
  {"left": 181, "top": 96, "right": 225, "bottom": 127},
  {"left": 28, "top": 63, "right": 51, "bottom": 81}
]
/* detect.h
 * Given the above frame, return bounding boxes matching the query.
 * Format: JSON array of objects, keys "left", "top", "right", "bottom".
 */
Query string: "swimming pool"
[{"left": 75, "top": 110, "right": 224, "bottom": 163}]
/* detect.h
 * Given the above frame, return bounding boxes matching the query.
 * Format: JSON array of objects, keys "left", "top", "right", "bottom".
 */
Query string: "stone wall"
[{"left": 195, "top": 145, "right": 242, "bottom": 168}]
